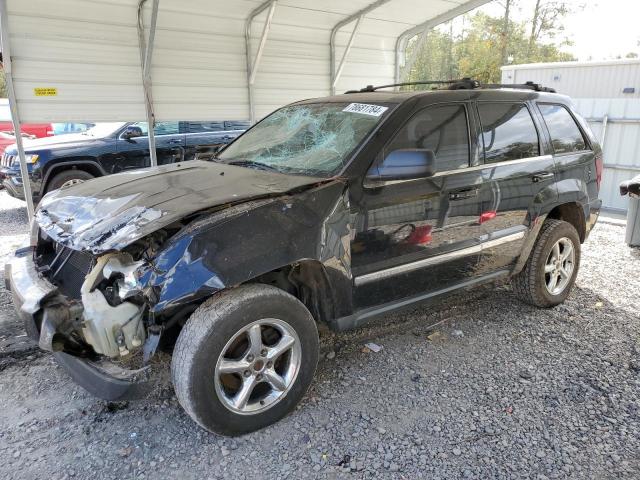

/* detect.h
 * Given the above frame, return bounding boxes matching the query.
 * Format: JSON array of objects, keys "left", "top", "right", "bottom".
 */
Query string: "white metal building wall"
[
  {"left": 2, "top": 0, "right": 492, "bottom": 218},
  {"left": 4, "top": 0, "right": 489, "bottom": 123},
  {"left": 576, "top": 98, "right": 640, "bottom": 212},
  {"left": 500, "top": 60, "right": 640, "bottom": 212},
  {"left": 501, "top": 60, "right": 640, "bottom": 99}
]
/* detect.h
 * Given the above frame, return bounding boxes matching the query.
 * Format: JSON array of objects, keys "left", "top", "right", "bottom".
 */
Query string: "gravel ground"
[{"left": 0, "top": 189, "right": 639, "bottom": 479}]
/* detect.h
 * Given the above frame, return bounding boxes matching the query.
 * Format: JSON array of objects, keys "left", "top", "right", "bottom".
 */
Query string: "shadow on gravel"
[{"left": 0, "top": 206, "right": 28, "bottom": 237}]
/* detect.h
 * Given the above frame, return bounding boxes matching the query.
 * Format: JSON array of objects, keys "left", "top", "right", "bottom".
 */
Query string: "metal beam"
[
  {"left": 0, "top": 0, "right": 35, "bottom": 219},
  {"left": 245, "top": 0, "right": 278, "bottom": 123},
  {"left": 332, "top": 14, "right": 363, "bottom": 91},
  {"left": 398, "top": 27, "right": 430, "bottom": 83},
  {"left": 395, "top": 0, "right": 490, "bottom": 82},
  {"left": 137, "top": 0, "right": 159, "bottom": 167},
  {"left": 330, "top": 0, "right": 391, "bottom": 95}
]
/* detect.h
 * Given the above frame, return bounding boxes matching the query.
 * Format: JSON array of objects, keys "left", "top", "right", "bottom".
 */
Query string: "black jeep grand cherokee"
[{"left": 7, "top": 82, "right": 602, "bottom": 435}]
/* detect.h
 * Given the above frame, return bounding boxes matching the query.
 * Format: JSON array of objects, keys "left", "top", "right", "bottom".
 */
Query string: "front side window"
[
  {"left": 538, "top": 104, "right": 588, "bottom": 154},
  {"left": 129, "top": 121, "right": 180, "bottom": 136},
  {"left": 384, "top": 104, "right": 470, "bottom": 172},
  {"left": 478, "top": 103, "right": 540, "bottom": 163},
  {"left": 218, "top": 102, "right": 391, "bottom": 177}
]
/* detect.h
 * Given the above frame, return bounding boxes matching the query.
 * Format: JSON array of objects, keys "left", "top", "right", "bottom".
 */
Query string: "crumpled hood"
[{"left": 36, "top": 160, "right": 324, "bottom": 254}]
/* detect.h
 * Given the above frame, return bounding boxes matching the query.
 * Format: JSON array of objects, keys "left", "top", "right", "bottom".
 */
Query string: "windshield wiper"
[{"left": 227, "top": 160, "right": 279, "bottom": 172}]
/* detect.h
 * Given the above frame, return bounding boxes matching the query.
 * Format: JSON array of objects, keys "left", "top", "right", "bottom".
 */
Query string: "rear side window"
[
  {"left": 385, "top": 104, "right": 470, "bottom": 172},
  {"left": 186, "top": 121, "right": 224, "bottom": 133},
  {"left": 538, "top": 104, "right": 588, "bottom": 154},
  {"left": 478, "top": 103, "right": 540, "bottom": 163},
  {"left": 224, "top": 121, "right": 250, "bottom": 131}
]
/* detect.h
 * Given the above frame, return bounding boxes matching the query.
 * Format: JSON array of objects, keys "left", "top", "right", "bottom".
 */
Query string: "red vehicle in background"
[
  {"left": 0, "top": 121, "right": 53, "bottom": 138},
  {"left": 0, "top": 131, "right": 35, "bottom": 155},
  {"left": 0, "top": 101, "right": 54, "bottom": 138}
]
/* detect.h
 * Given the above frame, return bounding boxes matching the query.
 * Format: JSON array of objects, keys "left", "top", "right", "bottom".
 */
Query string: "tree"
[
  {"left": 500, "top": 0, "right": 514, "bottom": 66},
  {"left": 404, "top": 6, "right": 575, "bottom": 85},
  {"left": 0, "top": 70, "right": 7, "bottom": 98},
  {"left": 527, "top": 1, "right": 570, "bottom": 60}
]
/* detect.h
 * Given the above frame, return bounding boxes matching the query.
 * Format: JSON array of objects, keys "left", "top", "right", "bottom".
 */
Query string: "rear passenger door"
[
  {"left": 474, "top": 101, "right": 558, "bottom": 274},
  {"left": 351, "top": 102, "right": 486, "bottom": 309},
  {"left": 536, "top": 103, "right": 595, "bottom": 204},
  {"left": 183, "top": 121, "right": 248, "bottom": 161}
]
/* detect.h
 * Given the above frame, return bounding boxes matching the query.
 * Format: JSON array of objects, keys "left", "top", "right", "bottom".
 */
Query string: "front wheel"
[
  {"left": 512, "top": 219, "right": 581, "bottom": 308},
  {"left": 171, "top": 284, "right": 319, "bottom": 435},
  {"left": 46, "top": 170, "right": 95, "bottom": 194}
]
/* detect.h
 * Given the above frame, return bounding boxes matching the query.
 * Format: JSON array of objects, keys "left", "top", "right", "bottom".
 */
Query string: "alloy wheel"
[
  {"left": 544, "top": 237, "right": 575, "bottom": 296},
  {"left": 214, "top": 318, "right": 301, "bottom": 415},
  {"left": 60, "top": 178, "right": 86, "bottom": 188}
]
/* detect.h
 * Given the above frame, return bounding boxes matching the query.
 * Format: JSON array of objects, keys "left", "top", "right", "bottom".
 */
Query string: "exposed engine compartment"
[
  {"left": 80, "top": 253, "right": 146, "bottom": 358},
  {"left": 32, "top": 228, "right": 178, "bottom": 359}
]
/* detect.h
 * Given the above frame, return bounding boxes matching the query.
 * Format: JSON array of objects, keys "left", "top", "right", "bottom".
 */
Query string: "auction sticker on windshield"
[{"left": 343, "top": 103, "right": 388, "bottom": 116}]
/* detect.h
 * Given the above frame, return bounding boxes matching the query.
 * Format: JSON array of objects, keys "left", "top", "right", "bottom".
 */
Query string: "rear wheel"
[
  {"left": 46, "top": 170, "right": 94, "bottom": 193},
  {"left": 512, "top": 219, "right": 581, "bottom": 308},
  {"left": 171, "top": 284, "right": 318, "bottom": 435}
]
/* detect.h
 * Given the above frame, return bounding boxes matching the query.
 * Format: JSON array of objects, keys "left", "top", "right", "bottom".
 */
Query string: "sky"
[{"left": 462, "top": 0, "right": 640, "bottom": 61}]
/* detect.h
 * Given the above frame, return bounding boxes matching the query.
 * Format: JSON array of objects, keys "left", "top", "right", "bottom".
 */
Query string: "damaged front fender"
[{"left": 138, "top": 181, "right": 354, "bottom": 319}]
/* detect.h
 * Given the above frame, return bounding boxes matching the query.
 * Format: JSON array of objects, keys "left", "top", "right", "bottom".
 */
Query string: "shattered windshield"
[{"left": 217, "top": 102, "right": 391, "bottom": 177}]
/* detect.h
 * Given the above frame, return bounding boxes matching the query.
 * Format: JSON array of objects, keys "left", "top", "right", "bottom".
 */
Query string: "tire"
[
  {"left": 512, "top": 219, "right": 581, "bottom": 308},
  {"left": 46, "top": 170, "right": 95, "bottom": 194},
  {"left": 171, "top": 284, "right": 319, "bottom": 435}
]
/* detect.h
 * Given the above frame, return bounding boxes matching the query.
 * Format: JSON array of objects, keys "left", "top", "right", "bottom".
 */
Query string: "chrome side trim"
[
  {"left": 354, "top": 230, "right": 526, "bottom": 286},
  {"left": 365, "top": 155, "right": 553, "bottom": 188},
  {"left": 481, "top": 230, "right": 526, "bottom": 250},
  {"left": 354, "top": 244, "right": 481, "bottom": 286}
]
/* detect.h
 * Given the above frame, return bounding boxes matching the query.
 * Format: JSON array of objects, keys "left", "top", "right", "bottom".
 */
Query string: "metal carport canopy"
[{"left": 0, "top": 0, "right": 490, "bottom": 218}]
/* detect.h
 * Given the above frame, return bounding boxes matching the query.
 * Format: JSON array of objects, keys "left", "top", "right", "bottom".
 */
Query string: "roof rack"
[
  {"left": 344, "top": 78, "right": 479, "bottom": 93},
  {"left": 480, "top": 81, "right": 557, "bottom": 93},
  {"left": 345, "top": 78, "right": 556, "bottom": 94}
]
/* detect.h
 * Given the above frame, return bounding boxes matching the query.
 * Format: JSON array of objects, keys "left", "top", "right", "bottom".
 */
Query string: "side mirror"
[
  {"left": 620, "top": 174, "right": 640, "bottom": 198},
  {"left": 367, "top": 149, "right": 435, "bottom": 182},
  {"left": 122, "top": 126, "right": 144, "bottom": 140}
]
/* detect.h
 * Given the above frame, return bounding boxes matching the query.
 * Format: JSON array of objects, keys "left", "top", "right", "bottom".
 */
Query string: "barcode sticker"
[{"left": 343, "top": 103, "right": 388, "bottom": 117}]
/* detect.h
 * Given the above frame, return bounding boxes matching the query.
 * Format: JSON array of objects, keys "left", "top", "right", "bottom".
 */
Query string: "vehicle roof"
[{"left": 295, "top": 88, "right": 573, "bottom": 107}]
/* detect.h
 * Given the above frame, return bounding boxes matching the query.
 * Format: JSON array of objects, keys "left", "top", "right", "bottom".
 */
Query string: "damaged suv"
[{"left": 7, "top": 81, "right": 601, "bottom": 435}]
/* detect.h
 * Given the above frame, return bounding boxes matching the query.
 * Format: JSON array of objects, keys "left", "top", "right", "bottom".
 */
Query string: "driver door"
[
  {"left": 115, "top": 121, "right": 185, "bottom": 171},
  {"left": 351, "top": 103, "right": 487, "bottom": 310}
]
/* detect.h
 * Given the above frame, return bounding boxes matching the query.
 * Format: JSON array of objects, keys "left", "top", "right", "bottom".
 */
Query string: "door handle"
[
  {"left": 449, "top": 188, "right": 478, "bottom": 201},
  {"left": 532, "top": 172, "right": 555, "bottom": 183},
  {"left": 168, "top": 139, "right": 182, "bottom": 144}
]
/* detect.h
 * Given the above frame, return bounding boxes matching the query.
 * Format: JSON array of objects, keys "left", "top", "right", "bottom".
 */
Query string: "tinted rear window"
[
  {"left": 538, "top": 104, "right": 588, "bottom": 154},
  {"left": 224, "top": 121, "right": 251, "bottom": 131},
  {"left": 186, "top": 121, "right": 250, "bottom": 133},
  {"left": 186, "top": 121, "right": 224, "bottom": 133},
  {"left": 478, "top": 103, "right": 540, "bottom": 163}
]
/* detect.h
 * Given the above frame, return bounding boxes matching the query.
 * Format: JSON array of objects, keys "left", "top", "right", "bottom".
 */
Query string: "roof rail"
[
  {"left": 344, "top": 78, "right": 478, "bottom": 93},
  {"left": 345, "top": 78, "right": 556, "bottom": 94},
  {"left": 480, "top": 81, "right": 557, "bottom": 93}
]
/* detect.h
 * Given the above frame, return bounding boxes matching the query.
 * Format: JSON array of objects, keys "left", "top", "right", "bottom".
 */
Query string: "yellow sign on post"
[{"left": 33, "top": 87, "right": 57, "bottom": 97}]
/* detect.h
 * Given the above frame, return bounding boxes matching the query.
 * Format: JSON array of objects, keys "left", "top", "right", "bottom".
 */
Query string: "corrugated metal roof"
[{"left": 2, "top": 0, "right": 491, "bottom": 122}]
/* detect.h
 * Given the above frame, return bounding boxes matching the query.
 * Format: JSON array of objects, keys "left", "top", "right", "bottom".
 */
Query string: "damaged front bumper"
[{"left": 5, "top": 247, "right": 151, "bottom": 401}]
